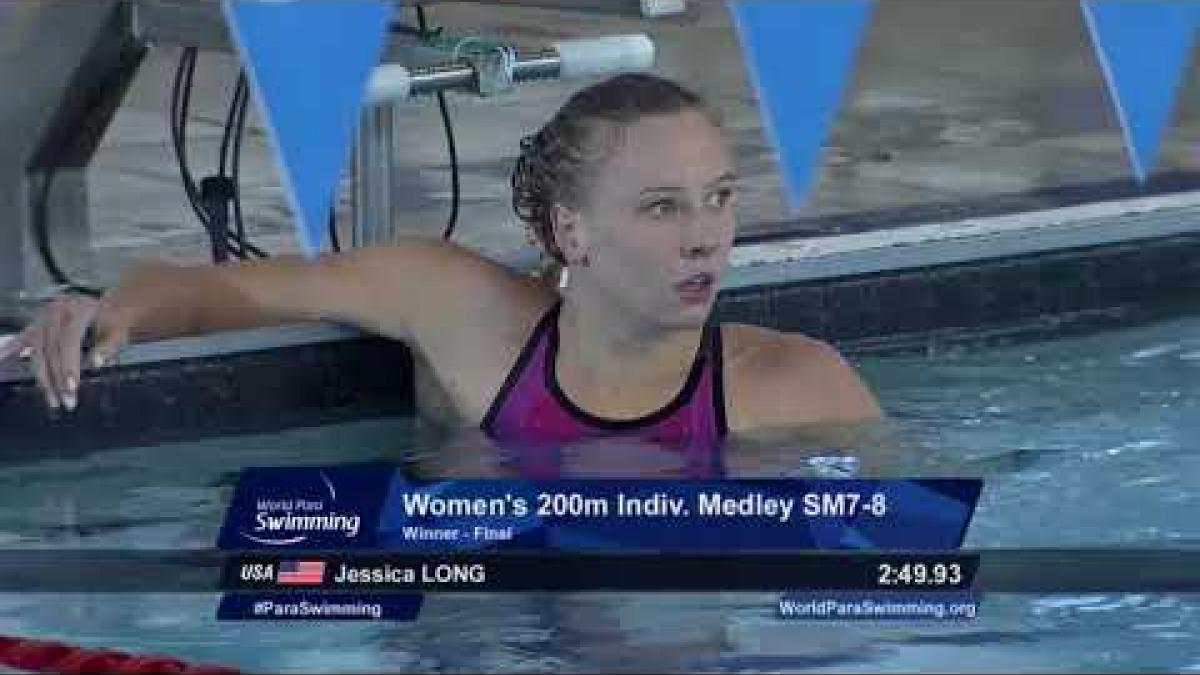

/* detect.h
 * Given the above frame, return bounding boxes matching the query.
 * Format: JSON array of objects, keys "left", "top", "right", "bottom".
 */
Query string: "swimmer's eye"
[
  {"left": 642, "top": 198, "right": 681, "bottom": 220},
  {"left": 705, "top": 187, "right": 736, "bottom": 210}
]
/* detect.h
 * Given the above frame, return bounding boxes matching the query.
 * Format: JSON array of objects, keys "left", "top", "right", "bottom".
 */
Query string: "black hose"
[
  {"left": 171, "top": 48, "right": 227, "bottom": 262},
  {"left": 31, "top": 168, "right": 103, "bottom": 298},
  {"left": 229, "top": 70, "right": 256, "bottom": 257},
  {"left": 435, "top": 91, "right": 460, "bottom": 240},
  {"left": 416, "top": 5, "right": 461, "bottom": 241},
  {"left": 219, "top": 74, "right": 247, "bottom": 179},
  {"left": 172, "top": 49, "right": 269, "bottom": 262},
  {"left": 328, "top": 210, "right": 341, "bottom": 253}
]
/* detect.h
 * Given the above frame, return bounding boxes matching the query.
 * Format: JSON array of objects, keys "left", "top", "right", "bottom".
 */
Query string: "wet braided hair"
[{"left": 511, "top": 73, "right": 715, "bottom": 277}]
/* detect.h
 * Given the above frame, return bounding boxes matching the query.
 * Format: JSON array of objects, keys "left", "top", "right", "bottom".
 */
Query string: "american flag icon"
[{"left": 277, "top": 560, "right": 325, "bottom": 585}]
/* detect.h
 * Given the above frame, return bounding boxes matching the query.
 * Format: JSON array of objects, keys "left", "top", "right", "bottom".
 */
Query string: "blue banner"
[
  {"left": 217, "top": 592, "right": 423, "bottom": 621},
  {"left": 217, "top": 463, "right": 395, "bottom": 549},
  {"left": 377, "top": 478, "right": 978, "bottom": 551},
  {"left": 217, "top": 465, "right": 981, "bottom": 552},
  {"left": 222, "top": 0, "right": 393, "bottom": 256},
  {"left": 1081, "top": 0, "right": 1200, "bottom": 182},
  {"left": 728, "top": 0, "right": 873, "bottom": 210}
]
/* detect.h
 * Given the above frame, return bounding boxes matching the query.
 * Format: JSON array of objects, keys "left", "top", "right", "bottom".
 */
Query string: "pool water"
[{"left": 1, "top": 314, "right": 1199, "bottom": 673}]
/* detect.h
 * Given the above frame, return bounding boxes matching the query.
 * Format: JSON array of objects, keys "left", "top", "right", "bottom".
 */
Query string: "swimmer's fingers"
[
  {"left": 53, "top": 295, "right": 101, "bottom": 411},
  {"left": 17, "top": 294, "right": 101, "bottom": 411},
  {"left": 39, "top": 297, "right": 77, "bottom": 410},
  {"left": 26, "top": 320, "right": 61, "bottom": 409}
]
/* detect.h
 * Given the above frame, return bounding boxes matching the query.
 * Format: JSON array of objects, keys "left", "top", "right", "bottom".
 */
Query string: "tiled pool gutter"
[{"left": 3, "top": 193, "right": 1199, "bottom": 456}]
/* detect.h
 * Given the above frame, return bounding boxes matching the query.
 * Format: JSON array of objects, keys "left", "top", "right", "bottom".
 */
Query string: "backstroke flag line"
[
  {"left": 727, "top": 0, "right": 873, "bottom": 211},
  {"left": 222, "top": 0, "right": 393, "bottom": 256},
  {"left": 1081, "top": 0, "right": 1200, "bottom": 183}
]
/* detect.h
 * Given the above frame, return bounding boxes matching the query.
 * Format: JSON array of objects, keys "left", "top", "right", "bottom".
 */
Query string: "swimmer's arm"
[
  {"left": 8, "top": 238, "right": 541, "bottom": 410},
  {"left": 729, "top": 334, "right": 883, "bottom": 432},
  {"left": 724, "top": 337, "right": 913, "bottom": 476},
  {"left": 108, "top": 238, "right": 535, "bottom": 343},
  {"left": 787, "top": 338, "right": 883, "bottom": 422}
]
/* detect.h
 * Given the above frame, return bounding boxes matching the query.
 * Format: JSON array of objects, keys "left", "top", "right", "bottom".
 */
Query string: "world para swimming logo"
[{"left": 239, "top": 470, "right": 363, "bottom": 546}]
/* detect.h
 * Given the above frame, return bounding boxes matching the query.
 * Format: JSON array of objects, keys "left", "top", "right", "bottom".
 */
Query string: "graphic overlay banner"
[
  {"left": 375, "top": 478, "right": 980, "bottom": 551},
  {"left": 218, "top": 592, "right": 423, "bottom": 621},
  {"left": 215, "top": 465, "right": 982, "bottom": 621},
  {"left": 221, "top": 552, "right": 978, "bottom": 592},
  {"left": 217, "top": 463, "right": 395, "bottom": 548},
  {"left": 1081, "top": 0, "right": 1200, "bottom": 182},
  {"left": 778, "top": 591, "right": 982, "bottom": 622},
  {"left": 1, "top": 549, "right": 1198, "bottom": 593},
  {"left": 216, "top": 468, "right": 981, "bottom": 551},
  {"left": 222, "top": 0, "right": 393, "bottom": 256},
  {"left": 728, "top": 0, "right": 873, "bottom": 210}
]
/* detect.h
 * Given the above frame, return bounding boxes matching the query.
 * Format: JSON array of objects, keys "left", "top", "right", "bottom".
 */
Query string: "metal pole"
[{"left": 352, "top": 104, "right": 397, "bottom": 247}]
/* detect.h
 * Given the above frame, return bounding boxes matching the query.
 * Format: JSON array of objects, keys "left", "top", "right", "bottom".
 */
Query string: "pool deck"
[
  {"left": 23, "top": 1, "right": 1200, "bottom": 340},
  {"left": 64, "top": 0, "right": 1200, "bottom": 289}
]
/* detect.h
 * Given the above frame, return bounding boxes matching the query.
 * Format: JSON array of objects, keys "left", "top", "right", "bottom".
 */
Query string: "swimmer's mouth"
[{"left": 675, "top": 273, "right": 715, "bottom": 303}]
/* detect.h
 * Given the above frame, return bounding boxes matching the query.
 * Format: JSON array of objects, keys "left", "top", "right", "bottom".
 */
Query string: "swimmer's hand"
[{"left": 0, "top": 293, "right": 130, "bottom": 411}]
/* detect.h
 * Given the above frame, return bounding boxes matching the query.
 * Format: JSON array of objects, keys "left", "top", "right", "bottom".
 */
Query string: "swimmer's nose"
[
  {"left": 681, "top": 215, "right": 724, "bottom": 260},
  {"left": 681, "top": 242, "right": 718, "bottom": 260}
]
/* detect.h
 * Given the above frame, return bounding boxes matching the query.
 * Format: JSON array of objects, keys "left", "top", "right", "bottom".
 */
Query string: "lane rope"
[{"left": 0, "top": 634, "right": 238, "bottom": 674}]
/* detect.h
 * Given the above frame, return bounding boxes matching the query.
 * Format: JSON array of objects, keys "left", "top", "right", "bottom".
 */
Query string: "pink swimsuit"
[{"left": 481, "top": 301, "right": 728, "bottom": 478}]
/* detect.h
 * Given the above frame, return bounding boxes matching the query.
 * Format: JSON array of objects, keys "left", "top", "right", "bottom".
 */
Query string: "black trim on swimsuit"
[
  {"left": 545, "top": 304, "right": 712, "bottom": 431},
  {"left": 479, "top": 301, "right": 560, "bottom": 434},
  {"left": 712, "top": 322, "right": 728, "bottom": 438}
]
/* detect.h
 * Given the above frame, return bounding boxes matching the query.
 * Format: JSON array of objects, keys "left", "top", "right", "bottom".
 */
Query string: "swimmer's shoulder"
[
  {"left": 718, "top": 323, "right": 883, "bottom": 432},
  {"left": 358, "top": 240, "right": 558, "bottom": 424},
  {"left": 353, "top": 237, "right": 557, "bottom": 343}
]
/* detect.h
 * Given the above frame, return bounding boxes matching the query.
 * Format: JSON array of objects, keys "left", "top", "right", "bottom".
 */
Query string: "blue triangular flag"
[
  {"left": 223, "top": 0, "right": 393, "bottom": 256},
  {"left": 728, "top": 0, "right": 873, "bottom": 211},
  {"left": 1082, "top": 0, "right": 1200, "bottom": 183}
]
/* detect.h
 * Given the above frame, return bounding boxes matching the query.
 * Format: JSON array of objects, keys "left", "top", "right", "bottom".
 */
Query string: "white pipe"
[
  {"left": 553, "top": 34, "right": 655, "bottom": 78},
  {"left": 641, "top": 0, "right": 686, "bottom": 17},
  {"left": 363, "top": 33, "right": 656, "bottom": 105},
  {"left": 364, "top": 64, "right": 412, "bottom": 106}
]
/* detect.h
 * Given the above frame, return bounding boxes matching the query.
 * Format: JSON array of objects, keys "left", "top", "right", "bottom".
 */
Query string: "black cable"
[
  {"left": 229, "top": 70, "right": 255, "bottom": 257},
  {"left": 171, "top": 48, "right": 230, "bottom": 262},
  {"left": 390, "top": 20, "right": 442, "bottom": 40},
  {"left": 225, "top": 73, "right": 258, "bottom": 258},
  {"left": 209, "top": 63, "right": 253, "bottom": 260},
  {"left": 435, "top": 92, "right": 460, "bottom": 240},
  {"left": 417, "top": 5, "right": 461, "bottom": 240},
  {"left": 27, "top": 47, "right": 254, "bottom": 298},
  {"left": 171, "top": 49, "right": 269, "bottom": 262},
  {"left": 169, "top": 48, "right": 208, "bottom": 231},
  {"left": 219, "top": 74, "right": 247, "bottom": 179},
  {"left": 220, "top": 70, "right": 321, "bottom": 256},
  {"left": 328, "top": 210, "right": 341, "bottom": 253},
  {"left": 31, "top": 168, "right": 103, "bottom": 298},
  {"left": 224, "top": 68, "right": 269, "bottom": 259}
]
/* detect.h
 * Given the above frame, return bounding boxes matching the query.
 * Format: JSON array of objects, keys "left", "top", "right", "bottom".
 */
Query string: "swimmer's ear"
[{"left": 551, "top": 204, "right": 589, "bottom": 264}]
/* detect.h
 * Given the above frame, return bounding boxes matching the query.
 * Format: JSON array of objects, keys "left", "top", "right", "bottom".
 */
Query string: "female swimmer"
[{"left": 0, "top": 74, "right": 881, "bottom": 476}]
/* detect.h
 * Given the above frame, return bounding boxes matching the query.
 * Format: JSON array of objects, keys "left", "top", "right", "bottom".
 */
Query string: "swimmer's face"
[{"left": 563, "top": 109, "right": 736, "bottom": 328}]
